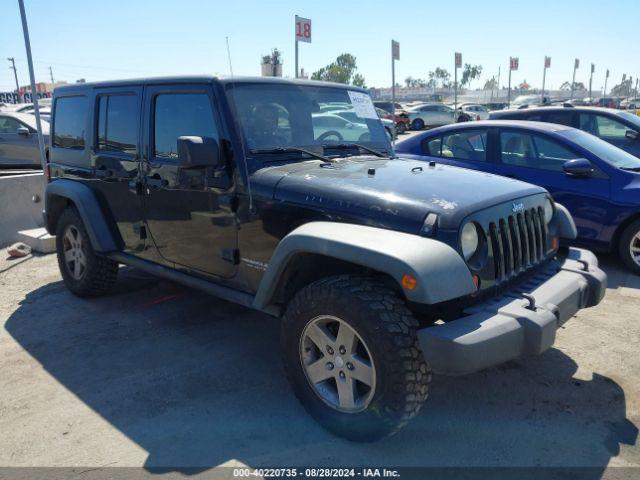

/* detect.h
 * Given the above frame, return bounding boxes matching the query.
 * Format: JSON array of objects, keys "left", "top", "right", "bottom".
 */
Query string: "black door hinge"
[{"left": 222, "top": 248, "right": 240, "bottom": 265}]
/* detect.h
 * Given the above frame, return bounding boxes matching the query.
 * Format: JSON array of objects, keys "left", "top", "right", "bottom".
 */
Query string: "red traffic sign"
[
  {"left": 544, "top": 56, "right": 551, "bottom": 68},
  {"left": 510, "top": 57, "right": 519, "bottom": 71},
  {"left": 455, "top": 52, "right": 462, "bottom": 69}
]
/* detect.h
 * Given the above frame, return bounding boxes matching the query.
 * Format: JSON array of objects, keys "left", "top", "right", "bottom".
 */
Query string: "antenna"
[
  {"left": 225, "top": 36, "right": 234, "bottom": 77},
  {"left": 224, "top": 36, "right": 254, "bottom": 212}
]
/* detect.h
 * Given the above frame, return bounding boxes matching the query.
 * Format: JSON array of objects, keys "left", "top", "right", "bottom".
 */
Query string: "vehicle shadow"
[{"left": 4, "top": 267, "right": 637, "bottom": 476}]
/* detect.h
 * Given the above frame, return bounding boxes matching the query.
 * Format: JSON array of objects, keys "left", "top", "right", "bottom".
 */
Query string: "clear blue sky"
[{"left": 1, "top": 0, "right": 638, "bottom": 93}]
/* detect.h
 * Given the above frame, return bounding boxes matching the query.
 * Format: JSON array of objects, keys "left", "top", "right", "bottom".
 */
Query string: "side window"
[
  {"left": 501, "top": 131, "right": 575, "bottom": 171},
  {"left": 0, "top": 116, "right": 21, "bottom": 133},
  {"left": 154, "top": 93, "right": 218, "bottom": 159},
  {"left": 441, "top": 130, "right": 488, "bottom": 161},
  {"left": 544, "top": 111, "right": 574, "bottom": 127},
  {"left": 96, "top": 94, "right": 138, "bottom": 154},
  {"left": 580, "top": 114, "right": 630, "bottom": 139},
  {"left": 422, "top": 137, "right": 442, "bottom": 156},
  {"left": 53, "top": 96, "right": 88, "bottom": 149}
]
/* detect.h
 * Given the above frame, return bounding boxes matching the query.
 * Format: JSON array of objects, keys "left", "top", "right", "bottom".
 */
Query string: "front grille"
[{"left": 488, "top": 207, "right": 548, "bottom": 283}]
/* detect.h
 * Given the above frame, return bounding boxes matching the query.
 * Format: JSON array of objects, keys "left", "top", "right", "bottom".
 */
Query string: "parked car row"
[{"left": 396, "top": 117, "right": 640, "bottom": 274}]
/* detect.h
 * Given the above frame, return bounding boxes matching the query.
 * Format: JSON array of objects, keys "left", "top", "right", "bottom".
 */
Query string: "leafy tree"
[
  {"left": 311, "top": 53, "right": 365, "bottom": 87},
  {"left": 430, "top": 68, "right": 451, "bottom": 88},
  {"left": 404, "top": 77, "right": 427, "bottom": 88},
  {"left": 560, "top": 81, "right": 586, "bottom": 91},
  {"left": 484, "top": 77, "right": 498, "bottom": 90},
  {"left": 611, "top": 78, "right": 634, "bottom": 96},
  {"left": 461, "top": 64, "right": 483, "bottom": 89}
]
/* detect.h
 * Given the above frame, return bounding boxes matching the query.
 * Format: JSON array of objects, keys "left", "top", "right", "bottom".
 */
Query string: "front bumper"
[{"left": 418, "top": 248, "right": 607, "bottom": 375}]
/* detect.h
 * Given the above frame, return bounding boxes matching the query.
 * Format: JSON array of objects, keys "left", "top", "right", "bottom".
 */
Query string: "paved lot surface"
[{"left": 0, "top": 252, "right": 638, "bottom": 474}]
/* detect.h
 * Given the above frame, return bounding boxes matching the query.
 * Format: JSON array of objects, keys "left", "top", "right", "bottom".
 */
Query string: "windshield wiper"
[
  {"left": 250, "top": 146, "right": 334, "bottom": 163},
  {"left": 322, "top": 143, "right": 388, "bottom": 158}
]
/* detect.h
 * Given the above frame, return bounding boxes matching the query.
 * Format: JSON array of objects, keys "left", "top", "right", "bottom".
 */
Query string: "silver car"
[
  {"left": 407, "top": 103, "right": 456, "bottom": 130},
  {"left": 0, "top": 111, "right": 48, "bottom": 168}
]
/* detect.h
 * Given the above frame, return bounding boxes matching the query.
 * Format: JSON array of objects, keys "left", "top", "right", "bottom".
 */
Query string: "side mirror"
[
  {"left": 563, "top": 158, "right": 594, "bottom": 177},
  {"left": 625, "top": 130, "right": 639, "bottom": 141},
  {"left": 177, "top": 136, "right": 220, "bottom": 168},
  {"left": 17, "top": 127, "right": 30, "bottom": 137}
]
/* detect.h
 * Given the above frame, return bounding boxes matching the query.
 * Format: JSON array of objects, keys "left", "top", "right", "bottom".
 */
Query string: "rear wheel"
[
  {"left": 395, "top": 122, "right": 407, "bottom": 134},
  {"left": 281, "top": 275, "right": 430, "bottom": 441},
  {"left": 411, "top": 118, "right": 425, "bottom": 130},
  {"left": 55, "top": 207, "right": 119, "bottom": 296},
  {"left": 618, "top": 219, "right": 640, "bottom": 274}
]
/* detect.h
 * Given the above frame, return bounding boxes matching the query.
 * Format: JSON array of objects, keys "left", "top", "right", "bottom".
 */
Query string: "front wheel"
[
  {"left": 395, "top": 122, "right": 407, "bottom": 134},
  {"left": 281, "top": 275, "right": 430, "bottom": 441},
  {"left": 619, "top": 219, "right": 640, "bottom": 274}
]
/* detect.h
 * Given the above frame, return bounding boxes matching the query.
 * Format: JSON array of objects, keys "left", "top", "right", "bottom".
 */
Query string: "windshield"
[
  {"left": 229, "top": 83, "right": 390, "bottom": 159},
  {"left": 616, "top": 111, "right": 640, "bottom": 130},
  {"left": 562, "top": 129, "right": 640, "bottom": 169}
]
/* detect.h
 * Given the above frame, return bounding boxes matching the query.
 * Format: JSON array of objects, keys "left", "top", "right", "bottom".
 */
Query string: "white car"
[
  {"left": 407, "top": 103, "right": 456, "bottom": 130},
  {"left": 334, "top": 109, "right": 395, "bottom": 140},
  {"left": 460, "top": 104, "right": 490, "bottom": 121},
  {"left": 312, "top": 112, "right": 372, "bottom": 143}
]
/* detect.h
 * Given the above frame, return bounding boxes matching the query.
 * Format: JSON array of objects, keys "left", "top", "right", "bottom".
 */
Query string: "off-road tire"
[
  {"left": 55, "top": 207, "right": 119, "bottom": 297},
  {"left": 281, "top": 274, "right": 431, "bottom": 441},
  {"left": 618, "top": 219, "right": 640, "bottom": 274}
]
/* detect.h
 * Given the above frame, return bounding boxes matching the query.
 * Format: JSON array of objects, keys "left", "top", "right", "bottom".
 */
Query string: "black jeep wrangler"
[{"left": 45, "top": 76, "right": 606, "bottom": 440}]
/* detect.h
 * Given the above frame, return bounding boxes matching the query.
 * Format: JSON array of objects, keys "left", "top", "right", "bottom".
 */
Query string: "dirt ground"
[{"left": 0, "top": 251, "right": 638, "bottom": 477}]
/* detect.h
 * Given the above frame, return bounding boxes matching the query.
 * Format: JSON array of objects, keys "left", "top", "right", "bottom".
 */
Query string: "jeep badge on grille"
[{"left": 512, "top": 202, "right": 525, "bottom": 213}]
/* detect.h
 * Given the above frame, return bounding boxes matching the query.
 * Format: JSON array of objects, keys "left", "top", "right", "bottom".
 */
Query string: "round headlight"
[
  {"left": 544, "top": 198, "right": 554, "bottom": 224},
  {"left": 460, "top": 222, "right": 479, "bottom": 261}
]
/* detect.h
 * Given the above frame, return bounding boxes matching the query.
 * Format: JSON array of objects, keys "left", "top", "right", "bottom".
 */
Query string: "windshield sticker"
[{"left": 348, "top": 91, "right": 378, "bottom": 119}]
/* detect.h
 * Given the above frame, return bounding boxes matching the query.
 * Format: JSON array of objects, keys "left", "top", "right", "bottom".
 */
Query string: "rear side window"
[
  {"left": 544, "top": 111, "right": 574, "bottom": 126},
  {"left": 97, "top": 94, "right": 138, "bottom": 154},
  {"left": 422, "top": 137, "right": 442, "bottom": 156},
  {"left": 154, "top": 93, "right": 218, "bottom": 159},
  {"left": 579, "top": 113, "right": 629, "bottom": 139},
  {"left": 53, "top": 96, "right": 87, "bottom": 149}
]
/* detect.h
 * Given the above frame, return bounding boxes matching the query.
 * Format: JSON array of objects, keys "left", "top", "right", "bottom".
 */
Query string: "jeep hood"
[{"left": 251, "top": 157, "right": 546, "bottom": 232}]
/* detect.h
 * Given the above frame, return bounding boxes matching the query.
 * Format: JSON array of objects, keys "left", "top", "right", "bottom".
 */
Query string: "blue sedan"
[{"left": 395, "top": 120, "right": 640, "bottom": 273}]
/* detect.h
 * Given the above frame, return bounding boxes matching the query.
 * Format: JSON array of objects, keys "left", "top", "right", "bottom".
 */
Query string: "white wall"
[{"left": 0, "top": 173, "right": 45, "bottom": 247}]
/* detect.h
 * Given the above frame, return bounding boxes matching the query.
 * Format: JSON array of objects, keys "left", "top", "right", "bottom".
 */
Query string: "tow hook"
[{"left": 522, "top": 293, "right": 537, "bottom": 311}]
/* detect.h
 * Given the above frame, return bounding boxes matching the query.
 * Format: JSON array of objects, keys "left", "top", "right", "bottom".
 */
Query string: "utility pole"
[
  {"left": 542, "top": 56, "right": 551, "bottom": 101},
  {"left": 589, "top": 64, "right": 594, "bottom": 101},
  {"left": 49, "top": 66, "right": 54, "bottom": 84},
  {"left": 7, "top": 57, "right": 21, "bottom": 103}
]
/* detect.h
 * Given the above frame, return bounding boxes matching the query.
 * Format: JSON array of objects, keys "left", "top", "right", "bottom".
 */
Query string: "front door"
[
  {"left": 495, "top": 128, "right": 611, "bottom": 243},
  {"left": 0, "top": 115, "right": 39, "bottom": 167},
  {"left": 141, "top": 84, "right": 237, "bottom": 278}
]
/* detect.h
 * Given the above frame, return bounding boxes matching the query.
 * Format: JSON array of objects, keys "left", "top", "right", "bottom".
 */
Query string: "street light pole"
[{"left": 17, "top": 0, "right": 47, "bottom": 181}]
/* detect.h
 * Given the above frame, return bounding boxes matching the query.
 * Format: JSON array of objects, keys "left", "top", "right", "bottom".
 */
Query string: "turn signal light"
[
  {"left": 552, "top": 237, "right": 560, "bottom": 251},
  {"left": 472, "top": 274, "right": 480, "bottom": 289},
  {"left": 401, "top": 274, "right": 418, "bottom": 290}
]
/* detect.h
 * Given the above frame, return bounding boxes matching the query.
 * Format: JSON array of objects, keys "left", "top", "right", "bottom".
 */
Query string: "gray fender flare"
[
  {"left": 551, "top": 203, "right": 577, "bottom": 240},
  {"left": 252, "top": 222, "right": 477, "bottom": 310},
  {"left": 45, "top": 179, "right": 120, "bottom": 252}
]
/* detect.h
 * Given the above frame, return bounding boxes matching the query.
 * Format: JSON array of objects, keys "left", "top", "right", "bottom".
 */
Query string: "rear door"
[
  {"left": 0, "top": 115, "right": 39, "bottom": 167},
  {"left": 495, "top": 128, "right": 611, "bottom": 242},
  {"left": 90, "top": 86, "right": 146, "bottom": 254},
  {"left": 140, "top": 83, "right": 238, "bottom": 278}
]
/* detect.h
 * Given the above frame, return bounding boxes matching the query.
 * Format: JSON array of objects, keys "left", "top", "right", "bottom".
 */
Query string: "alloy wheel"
[
  {"left": 300, "top": 315, "right": 376, "bottom": 413},
  {"left": 62, "top": 225, "right": 87, "bottom": 280}
]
